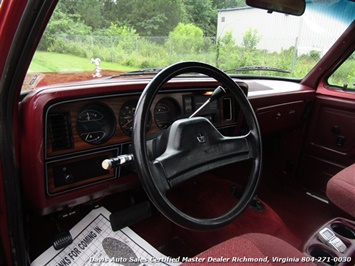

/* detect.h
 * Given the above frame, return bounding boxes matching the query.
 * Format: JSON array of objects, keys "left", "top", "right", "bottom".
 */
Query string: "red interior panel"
[
  {"left": 299, "top": 95, "right": 355, "bottom": 196},
  {"left": 256, "top": 100, "right": 306, "bottom": 135}
]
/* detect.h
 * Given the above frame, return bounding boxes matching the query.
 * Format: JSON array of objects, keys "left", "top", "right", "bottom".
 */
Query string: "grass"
[{"left": 28, "top": 51, "right": 138, "bottom": 73}]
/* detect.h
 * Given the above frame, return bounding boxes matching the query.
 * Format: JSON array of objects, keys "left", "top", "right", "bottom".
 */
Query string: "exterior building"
[{"left": 217, "top": 5, "right": 349, "bottom": 55}]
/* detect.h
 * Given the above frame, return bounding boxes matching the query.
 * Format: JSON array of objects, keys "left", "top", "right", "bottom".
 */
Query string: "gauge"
[
  {"left": 119, "top": 100, "right": 151, "bottom": 136},
  {"left": 76, "top": 104, "right": 116, "bottom": 144},
  {"left": 154, "top": 98, "right": 181, "bottom": 129}
]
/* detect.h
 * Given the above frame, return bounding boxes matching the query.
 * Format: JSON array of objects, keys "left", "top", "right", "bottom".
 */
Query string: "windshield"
[{"left": 23, "top": 0, "right": 354, "bottom": 92}]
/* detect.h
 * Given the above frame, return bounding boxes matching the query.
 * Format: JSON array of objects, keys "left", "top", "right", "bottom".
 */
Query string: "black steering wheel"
[{"left": 133, "top": 61, "right": 262, "bottom": 231}]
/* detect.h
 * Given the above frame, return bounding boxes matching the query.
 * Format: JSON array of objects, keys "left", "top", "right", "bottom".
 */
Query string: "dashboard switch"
[
  {"left": 276, "top": 112, "right": 282, "bottom": 119},
  {"left": 64, "top": 174, "right": 74, "bottom": 184},
  {"left": 336, "top": 135, "right": 345, "bottom": 146}
]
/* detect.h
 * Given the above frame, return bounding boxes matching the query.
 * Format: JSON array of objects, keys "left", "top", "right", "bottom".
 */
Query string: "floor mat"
[{"left": 31, "top": 207, "right": 180, "bottom": 266}]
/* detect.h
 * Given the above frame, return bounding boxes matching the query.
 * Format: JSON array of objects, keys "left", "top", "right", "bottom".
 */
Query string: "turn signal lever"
[
  {"left": 189, "top": 85, "right": 226, "bottom": 118},
  {"left": 102, "top": 154, "right": 134, "bottom": 170}
]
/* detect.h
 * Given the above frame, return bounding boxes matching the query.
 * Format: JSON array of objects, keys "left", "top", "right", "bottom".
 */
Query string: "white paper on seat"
[{"left": 31, "top": 206, "right": 180, "bottom": 266}]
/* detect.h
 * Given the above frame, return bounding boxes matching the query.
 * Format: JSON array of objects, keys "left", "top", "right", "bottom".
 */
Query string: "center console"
[{"left": 304, "top": 218, "right": 355, "bottom": 265}]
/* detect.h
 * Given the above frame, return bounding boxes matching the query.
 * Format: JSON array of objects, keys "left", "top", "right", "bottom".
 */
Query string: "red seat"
[
  {"left": 182, "top": 233, "right": 315, "bottom": 265},
  {"left": 326, "top": 163, "right": 355, "bottom": 218}
]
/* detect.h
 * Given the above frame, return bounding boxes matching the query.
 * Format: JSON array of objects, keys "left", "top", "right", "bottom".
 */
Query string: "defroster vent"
[{"left": 48, "top": 113, "right": 74, "bottom": 151}]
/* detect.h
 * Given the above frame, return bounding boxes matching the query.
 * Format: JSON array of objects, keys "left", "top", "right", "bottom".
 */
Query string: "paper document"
[{"left": 31, "top": 207, "right": 180, "bottom": 266}]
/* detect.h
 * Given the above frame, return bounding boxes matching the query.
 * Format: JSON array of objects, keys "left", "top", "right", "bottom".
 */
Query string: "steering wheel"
[{"left": 133, "top": 61, "right": 262, "bottom": 231}]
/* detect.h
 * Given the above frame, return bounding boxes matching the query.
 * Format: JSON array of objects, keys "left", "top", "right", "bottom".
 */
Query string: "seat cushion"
[
  {"left": 327, "top": 163, "right": 355, "bottom": 217},
  {"left": 181, "top": 233, "right": 315, "bottom": 265}
]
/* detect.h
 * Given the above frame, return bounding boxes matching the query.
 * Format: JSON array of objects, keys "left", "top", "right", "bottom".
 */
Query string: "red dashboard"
[{"left": 19, "top": 77, "right": 315, "bottom": 215}]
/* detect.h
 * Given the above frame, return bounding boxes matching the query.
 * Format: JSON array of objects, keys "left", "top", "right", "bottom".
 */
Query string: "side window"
[{"left": 327, "top": 51, "right": 355, "bottom": 91}]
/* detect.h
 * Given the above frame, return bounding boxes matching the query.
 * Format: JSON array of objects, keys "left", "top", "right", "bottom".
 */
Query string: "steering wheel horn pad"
[{"left": 152, "top": 117, "right": 252, "bottom": 189}]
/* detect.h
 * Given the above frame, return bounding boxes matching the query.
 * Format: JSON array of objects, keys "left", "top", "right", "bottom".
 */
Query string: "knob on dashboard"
[
  {"left": 102, "top": 154, "right": 134, "bottom": 170},
  {"left": 102, "top": 159, "right": 114, "bottom": 170},
  {"left": 64, "top": 174, "right": 74, "bottom": 184}
]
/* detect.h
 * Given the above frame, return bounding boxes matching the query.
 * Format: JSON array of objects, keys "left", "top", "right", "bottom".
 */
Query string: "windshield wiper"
[
  {"left": 226, "top": 66, "right": 290, "bottom": 74},
  {"left": 119, "top": 68, "right": 164, "bottom": 77},
  {"left": 113, "top": 67, "right": 208, "bottom": 78}
]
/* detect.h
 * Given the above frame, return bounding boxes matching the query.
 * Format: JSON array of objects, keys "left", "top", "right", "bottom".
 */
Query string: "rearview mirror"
[{"left": 246, "top": 0, "right": 306, "bottom": 16}]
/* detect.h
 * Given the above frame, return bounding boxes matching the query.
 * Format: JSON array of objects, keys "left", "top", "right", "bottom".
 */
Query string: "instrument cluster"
[
  {"left": 45, "top": 88, "right": 239, "bottom": 159},
  {"left": 74, "top": 97, "right": 182, "bottom": 145}
]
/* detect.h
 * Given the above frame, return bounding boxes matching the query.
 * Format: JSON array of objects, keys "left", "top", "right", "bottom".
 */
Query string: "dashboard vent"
[{"left": 48, "top": 113, "right": 74, "bottom": 151}]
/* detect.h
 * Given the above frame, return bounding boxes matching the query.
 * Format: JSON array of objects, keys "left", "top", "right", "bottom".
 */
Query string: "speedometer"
[
  {"left": 119, "top": 100, "right": 151, "bottom": 136},
  {"left": 76, "top": 103, "right": 116, "bottom": 144}
]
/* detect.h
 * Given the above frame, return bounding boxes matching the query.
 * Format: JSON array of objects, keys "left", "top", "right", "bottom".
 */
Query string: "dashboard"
[
  {"left": 19, "top": 77, "right": 314, "bottom": 215},
  {"left": 45, "top": 89, "right": 239, "bottom": 195}
]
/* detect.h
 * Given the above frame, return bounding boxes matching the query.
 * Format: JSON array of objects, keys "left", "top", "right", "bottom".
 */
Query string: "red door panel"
[{"left": 299, "top": 95, "right": 355, "bottom": 196}]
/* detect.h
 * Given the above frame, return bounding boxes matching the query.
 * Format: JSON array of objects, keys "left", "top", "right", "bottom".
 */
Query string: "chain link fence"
[
  {"left": 47, "top": 35, "right": 218, "bottom": 69},
  {"left": 44, "top": 34, "right": 326, "bottom": 78}
]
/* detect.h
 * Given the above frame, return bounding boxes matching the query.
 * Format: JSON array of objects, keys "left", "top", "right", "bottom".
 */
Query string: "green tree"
[
  {"left": 217, "top": 31, "right": 241, "bottom": 69},
  {"left": 127, "top": 0, "right": 185, "bottom": 36},
  {"left": 169, "top": 23, "right": 204, "bottom": 37},
  {"left": 38, "top": 2, "right": 92, "bottom": 51},
  {"left": 183, "top": 0, "right": 216, "bottom": 36},
  {"left": 94, "top": 23, "right": 137, "bottom": 37},
  {"left": 169, "top": 23, "right": 205, "bottom": 54},
  {"left": 60, "top": 0, "right": 103, "bottom": 30},
  {"left": 212, "top": 0, "right": 246, "bottom": 9},
  {"left": 242, "top": 28, "right": 261, "bottom": 50},
  {"left": 100, "top": 0, "right": 126, "bottom": 28}
]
